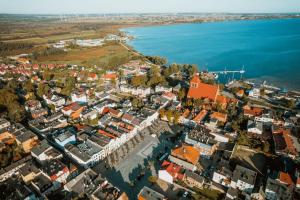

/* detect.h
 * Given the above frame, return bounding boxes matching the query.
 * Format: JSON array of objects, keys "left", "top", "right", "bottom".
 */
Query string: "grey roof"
[
  {"left": 227, "top": 187, "right": 239, "bottom": 197},
  {"left": 16, "top": 131, "right": 37, "bottom": 143},
  {"left": 66, "top": 141, "right": 102, "bottom": 162},
  {"left": 19, "top": 161, "right": 40, "bottom": 176},
  {"left": 232, "top": 165, "right": 257, "bottom": 185},
  {"left": 31, "top": 140, "right": 51, "bottom": 156},
  {"left": 92, "top": 184, "right": 121, "bottom": 200},
  {"left": 247, "top": 120, "right": 263, "bottom": 131},
  {"left": 265, "top": 177, "right": 293, "bottom": 197},
  {"left": 42, "top": 159, "right": 66, "bottom": 176},
  {"left": 185, "top": 170, "right": 205, "bottom": 183},
  {"left": 56, "top": 130, "right": 73, "bottom": 142},
  {"left": 65, "top": 168, "right": 99, "bottom": 194},
  {"left": 32, "top": 173, "right": 53, "bottom": 192}
]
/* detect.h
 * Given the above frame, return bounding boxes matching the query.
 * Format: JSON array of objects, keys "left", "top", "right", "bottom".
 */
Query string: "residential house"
[
  {"left": 247, "top": 120, "right": 263, "bottom": 135},
  {"left": 15, "top": 131, "right": 38, "bottom": 153},
  {"left": 168, "top": 144, "right": 200, "bottom": 171},
  {"left": 158, "top": 160, "right": 184, "bottom": 184},
  {"left": 31, "top": 108, "right": 48, "bottom": 119},
  {"left": 192, "top": 110, "right": 208, "bottom": 124},
  {"left": 0, "top": 118, "right": 10, "bottom": 130},
  {"left": 62, "top": 103, "right": 84, "bottom": 119},
  {"left": 272, "top": 128, "right": 298, "bottom": 159},
  {"left": 53, "top": 130, "right": 76, "bottom": 149},
  {"left": 185, "top": 126, "right": 218, "bottom": 158},
  {"left": 71, "top": 90, "right": 88, "bottom": 103},
  {"left": 31, "top": 140, "right": 62, "bottom": 164},
  {"left": 230, "top": 165, "right": 257, "bottom": 194},
  {"left": 155, "top": 85, "right": 172, "bottom": 93},
  {"left": 243, "top": 105, "right": 263, "bottom": 117},
  {"left": 25, "top": 100, "right": 42, "bottom": 112},
  {"left": 210, "top": 112, "right": 228, "bottom": 123},
  {"left": 81, "top": 109, "right": 98, "bottom": 121},
  {"left": 42, "top": 159, "right": 70, "bottom": 187},
  {"left": 43, "top": 94, "right": 65, "bottom": 111},
  {"left": 31, "top": 173, "right": 54, "bottom": 196},
  {"left": 19, "top": 161, "right": 41, "bottom": 184},
  {"left": 162, "top": 91, "right": 177, "bottom": 101},
  {"left": 249, "top": 88, "right": 260, "bottom": 99},
  {"left": 265, "top": 177, "right": 294, "bottom": 200},
  {"left": 184, "top": 170, "right": 205, "bottom": 189},
  {"left": 137, "top": 186, "right": 165, "bottom": 200},
  {"left": 212, "top": 159, "right": 233, "bottom": 188}
]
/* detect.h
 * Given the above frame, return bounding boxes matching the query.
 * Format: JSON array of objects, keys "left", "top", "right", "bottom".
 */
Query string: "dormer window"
[{"left": 191, "top": 82, "right": 198, "bottom": 88}]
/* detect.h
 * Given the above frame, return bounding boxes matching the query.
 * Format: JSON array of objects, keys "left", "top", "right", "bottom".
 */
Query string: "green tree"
[
  {"left": 178, "top": 88, "right": 186, "bottom": 101},
  {"left": 173, "top": 111, "right": 180, "bottom": 125},
  {"left": 37, "top": 84, "right": 50, "bottom": 98}
]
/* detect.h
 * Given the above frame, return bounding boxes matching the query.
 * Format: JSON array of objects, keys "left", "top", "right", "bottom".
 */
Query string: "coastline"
[{"left": 119, "top": 18, "right": 300, "bottom": 92}]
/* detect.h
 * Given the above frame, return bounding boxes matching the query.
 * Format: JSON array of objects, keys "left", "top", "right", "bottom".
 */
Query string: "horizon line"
[{"left": 1, "top": 11, "right": 300, "bottom": 16}]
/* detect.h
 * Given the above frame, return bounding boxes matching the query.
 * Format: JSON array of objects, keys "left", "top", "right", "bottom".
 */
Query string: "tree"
[
  {"left": 173, "top": 111, "right": 180, "bottom": 124},
  {"left": 166, "top": 110, "right": 173, "bottom": 123},
  {"left": 0, "top": 89, "right": 26, "bottom": 122},
  {"left": 159, "top": 108, "right": 166, "bottom": 118},
  {"left": 178, "top": 88, "right": 186, "bottom": 101},
  {"left": 37, "top": 84, "right": 50, "bottom": 98},
  {"left": 146, "top": 56, "right": 167, "bottom": 65},
  {"left": 22, "top": 80, "right": 35, "bottom": 92},
  {"left": 148, "top": 176, "right": 158, "bottom": 184},
  {"left": 149, "top": 65, "right": 160, "bottom": 77},
  {"left": 131, "top": 75, "right": 147, "bottom": 87}
]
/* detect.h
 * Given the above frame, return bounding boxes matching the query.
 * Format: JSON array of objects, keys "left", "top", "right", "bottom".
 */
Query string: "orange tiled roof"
[
  {"left": 98, "top": 129, "right": 116, "bottom": 139},
  {"left": 187, "top": 75, "right": 219, "bottom": 101},
  {"left": 283, "top": 131, "right": 297, "bottom": 156},
  {"left": 243, "top": 106, "right": 263, "bottom": 117},
  {"left": 103, "top": 73, "right": 117, "bottom": 79},
  {"left": 210, "top": 112, "right": 227, "bottom": 122},
  {"left": 171, "top": 144, "right": 200, "bottom": 165},
  {"left": 181, "top": 109, "right": 190, "bottom": 118},
  {"left": 279, "top": 172, "right": 294, "bottom": 185},
  {"left": 193, "top": 110, "right": 208, "bottom": 123},
  {"left": 216, "top": 95, "right": 227, "bottom": 105}
]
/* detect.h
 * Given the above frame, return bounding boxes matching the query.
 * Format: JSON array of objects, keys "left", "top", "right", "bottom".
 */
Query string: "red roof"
[
  {"left": 187, "top": 75, "right": 219, "bottom": 101},
  {"left": 161, "top": 161, "right": 184, "bottom": 180},
  {"left": 279, "top": 172, "right": 294, "bottom": 185}
]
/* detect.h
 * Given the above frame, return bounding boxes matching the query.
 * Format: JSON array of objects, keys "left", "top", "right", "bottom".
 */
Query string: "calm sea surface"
[{"left": 123, "top": 19, "right": 300, "bottom": 90}]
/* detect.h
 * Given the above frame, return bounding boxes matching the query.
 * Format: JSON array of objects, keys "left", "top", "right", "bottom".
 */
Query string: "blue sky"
[{"left": 1, "top": 0, "right": 300, "bottom": 14}]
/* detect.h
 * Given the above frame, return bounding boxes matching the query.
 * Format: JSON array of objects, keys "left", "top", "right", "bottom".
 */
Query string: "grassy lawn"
[{"left": 32, "top": 42, "right": 134, "bottom": 67}]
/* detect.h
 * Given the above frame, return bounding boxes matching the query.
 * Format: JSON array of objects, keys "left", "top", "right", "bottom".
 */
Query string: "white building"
[
  {"left": 247, "top": 120, "right": 263, "bottom": 135},
  {"left": 71, "top": 91, "right": 88, "bottom": 103},
  {"left": 249, "top": 88, "right": 260, "bottom": 99},
  {"left": 54, "top": 131, "right": 76, "bottom": 149},
  {"left": 65, "top": 141, "right": 104, "bottom": 168},
  {"left": 43, "top": 94, "right": 65, "bottom": 111},
  {"left": 120, "top": 85, "right": 151, "bottom": 97}
]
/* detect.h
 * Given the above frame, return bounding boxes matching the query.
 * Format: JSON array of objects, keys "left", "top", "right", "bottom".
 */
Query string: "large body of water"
[{"left": 123, "top": 19, "right": 300, "bottom": 90}]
